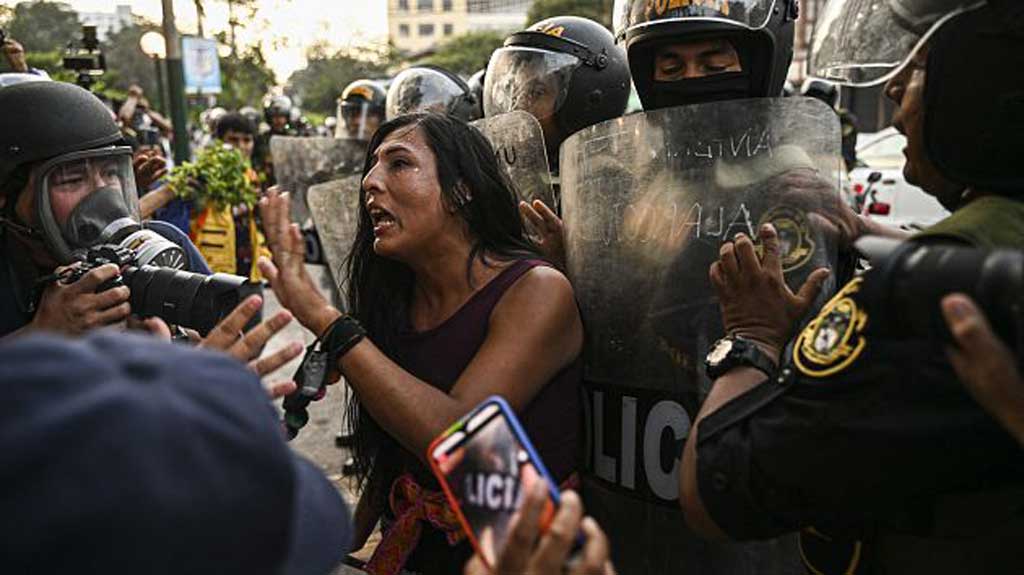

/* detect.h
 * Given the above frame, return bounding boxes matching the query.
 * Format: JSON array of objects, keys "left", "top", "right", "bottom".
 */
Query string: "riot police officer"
[
  {"left": 337, "top": 79, "right": 386, "bottom": 140},
  {"left": 466, "top": 68, "right": 486, "bottom": 121},
  {"left": 385, "top": 64, "right": 480, "bottom": 122},
  {"left": 483, "top": 16, "right": 631, "bottom": 165},
  {"left": 683, "top": 1, "right": 1024, "bottom": 572},
  {"left": 801, "top": 78, "right": 859, "bottom": 172},
  {"left": 256, "top": 94, "right": 296, "bottom": 186}
]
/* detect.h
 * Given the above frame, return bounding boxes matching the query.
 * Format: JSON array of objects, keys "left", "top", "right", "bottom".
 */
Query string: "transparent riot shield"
[
  {"left": 471, "top": 111, "right": 557, "bottom": 208},
  {"left": 560, "top": 97, "right": 847, "bottom": 574},
  {"left": 307, "top": 175, "right": 363, "bottom": 296},
  {"left": 269, "top": 136, "right": 367, "bottom": 224}
]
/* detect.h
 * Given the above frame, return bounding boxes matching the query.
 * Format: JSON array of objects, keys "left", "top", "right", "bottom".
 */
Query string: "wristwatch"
[{"left": 705, "top": 336, "right": 778, "bottom": 380}]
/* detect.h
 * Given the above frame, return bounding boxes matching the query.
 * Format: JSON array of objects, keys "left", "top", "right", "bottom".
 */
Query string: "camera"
[
  {"left": 857, "top": 237, "right": 1024, "bottom": 353},
  {"left": 62, "top": 25, "right": 105, "bottom": 90},
  {"left": 67, "top": 244, "right": 258, "bottom": 336}
]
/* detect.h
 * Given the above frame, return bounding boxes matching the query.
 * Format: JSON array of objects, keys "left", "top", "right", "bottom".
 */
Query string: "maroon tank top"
[{"left": 392, "top": 258, "right": 583, "bottom": 483}]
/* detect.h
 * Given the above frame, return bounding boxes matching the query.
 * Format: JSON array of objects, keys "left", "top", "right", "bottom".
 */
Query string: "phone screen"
[{"left": 431, "top": 402, "right": 556, "bottom": 567}]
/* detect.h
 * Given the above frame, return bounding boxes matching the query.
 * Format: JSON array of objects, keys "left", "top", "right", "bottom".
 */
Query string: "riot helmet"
[
  {"left": 200, "top": 106, "right": 227, "bottom": 134},
  {"left": 239, "top": 105, "right": 261, "bottom": 128},
  {"left": 615, "top": 0, "right": 799, "bottom": 109},
  {"left": 484, "top": 16, "right": 631, "bottom": 155},
  {"left": 809, "top": 0, "right": 1024, "bottom": 193},
  {"left": 263, "top": 94, "right": 293, "bottom": 131},
  {"left": 0, "top": 82, "right": 180, "bottom": 266},
  {"left": 338, "top": 79, "right": 386, "bottom": 139},
  {"left": 385, "top": 65, "right": 480, "bottom": 122}
]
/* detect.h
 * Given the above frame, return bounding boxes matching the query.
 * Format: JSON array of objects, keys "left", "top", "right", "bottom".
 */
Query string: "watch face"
[{"left": 707, "top": 338, "right": 734, "bottom": 366}]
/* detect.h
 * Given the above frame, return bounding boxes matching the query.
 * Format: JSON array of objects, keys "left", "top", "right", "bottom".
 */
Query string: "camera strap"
[{"left": 282, "top": 314, "right": 366, "bottom": 440}]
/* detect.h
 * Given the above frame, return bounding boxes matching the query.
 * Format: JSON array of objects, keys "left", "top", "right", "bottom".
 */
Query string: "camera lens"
[{"left": 125, "top": 266, "right": 255, "bottom": 335}]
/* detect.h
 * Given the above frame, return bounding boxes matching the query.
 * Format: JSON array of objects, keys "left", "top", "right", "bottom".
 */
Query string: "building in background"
[
  {"left": 388, "top": 0, "right": 533, "bottom": 54},
  {"left": 78, "top": 4, "right": 133, "bottom": 41}
]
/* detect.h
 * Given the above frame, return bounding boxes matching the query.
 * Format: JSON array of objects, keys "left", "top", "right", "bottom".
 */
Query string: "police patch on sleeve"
[{"left": 793, "top": 277, "right": 868, "bottom": 378}]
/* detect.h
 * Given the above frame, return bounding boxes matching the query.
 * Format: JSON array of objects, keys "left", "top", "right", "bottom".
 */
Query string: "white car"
[{"left": 849, "top": 127, "right": 949, "bottom": 230}]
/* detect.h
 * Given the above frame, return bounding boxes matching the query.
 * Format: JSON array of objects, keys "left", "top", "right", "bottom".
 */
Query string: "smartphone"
[{"left": 427, "top": 396, "right": 560, "bottom": 569}]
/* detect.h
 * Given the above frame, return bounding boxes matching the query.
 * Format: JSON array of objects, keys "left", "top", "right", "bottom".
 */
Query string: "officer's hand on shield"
[
  {"left": 711, "top": 224, "right": 831, "bottom": 361},
  {"left": 258, "top": 186, "right": 341, "bottom": 338},
  {"left": 30, "top": 263, "right": 131, "bottom": 336},
  {"left": 942, "top": 293, "right": 1024, "bottom": 447},
  {"left": 141, "top": 294, "right": 303, "bottom": 399},
  {"left": 519, "top": 199, "right": 565, "bottom": 269},
  {"left": 463, "top": 482, "right": 615, "bottom": 575}
]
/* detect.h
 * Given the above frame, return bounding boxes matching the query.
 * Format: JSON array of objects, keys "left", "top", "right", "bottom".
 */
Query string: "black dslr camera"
[
  {"left": 67, "top": 244, "right": 258, "bottom": 336},
  {"left": 62, "top": 25, "right": 105, "bottom": 90},
  {"left": 858, "top": 237, "right": 1024, "bottom": 354}
]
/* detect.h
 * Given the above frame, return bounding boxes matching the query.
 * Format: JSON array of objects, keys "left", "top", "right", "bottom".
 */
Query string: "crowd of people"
[{"left": 1, "top": 0, "right": 1023, "bottom": 574}]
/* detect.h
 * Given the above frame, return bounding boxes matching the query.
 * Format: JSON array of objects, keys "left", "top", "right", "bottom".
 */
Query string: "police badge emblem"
[
  {"left": 794, "top": 278, "right": 868, "bottom": 377},
  {"left": 756, "top": 205, "right": 815, "bottom": 273}
]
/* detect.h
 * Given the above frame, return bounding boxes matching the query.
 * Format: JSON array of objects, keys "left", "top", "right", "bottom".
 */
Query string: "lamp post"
[
  {"left": 161, "top": 0, "right": 190, "bottom": 164},
  {"left": 139, "top": 31, "right": 167, "bottom": 115}
]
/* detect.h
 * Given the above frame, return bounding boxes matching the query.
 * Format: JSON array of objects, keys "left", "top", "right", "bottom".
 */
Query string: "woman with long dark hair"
[{"left": 258, "top": 113, "right": 583, "bottom": 574}]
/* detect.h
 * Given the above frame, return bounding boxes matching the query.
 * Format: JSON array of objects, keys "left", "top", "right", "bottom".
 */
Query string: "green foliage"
[
  {"left": 419, "top": 31, "right": 506, "bottom": 76},
  {"left": 5, "top": 1, "right": 81, "bottom": 53},
  {"left": 166, "top": 143, "right": 259, "bottom": 209},
  {"left": 215, "top": 34, "right": 276, "bottom": 111},
  {"left": 525, "top": 0, "right": 614, "bottom": 29},
  {"left": 286, "top": 43, "right": 397, "bottom": 116}
]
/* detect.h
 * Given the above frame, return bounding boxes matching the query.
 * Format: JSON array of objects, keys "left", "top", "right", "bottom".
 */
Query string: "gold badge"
[
  {"left": 756, "top": 205, "right": 815, "bottom": 273},
  {"left": 793, "top": 278, "right": 868, "bottom": 378}
]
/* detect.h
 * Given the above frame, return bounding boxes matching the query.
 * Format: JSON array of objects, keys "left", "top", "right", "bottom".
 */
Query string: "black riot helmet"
[
  {"left": 338, "top": 79, "right": 387, "bottom": 139},
  {"left": 485, "top": 16, "right": 631, "bottom": 153},
  {"left": 801, "top": 78, "right": 839, "bottom": 109},
  {"left": 810, "top": 0, "right": 1024, "bottom": 193},
  {"left": 0, "top": 81, "right": 147, "bottom": 265},
  {"left": 263, "top": 94, "right": 293, "bottom": 123},
  {"left": 616, "top": 0, "right": 799, "bottom": 110},
  {"left": 385, "top": 65, "right": 480, "bottom": 122}
]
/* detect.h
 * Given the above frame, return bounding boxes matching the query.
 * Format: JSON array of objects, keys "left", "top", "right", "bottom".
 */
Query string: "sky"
[{"left": 6, "top": 0, "right": 389, "bottom": 82}]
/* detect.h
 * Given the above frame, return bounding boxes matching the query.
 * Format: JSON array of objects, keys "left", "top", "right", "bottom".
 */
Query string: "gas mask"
[{"left": 34, "top": 146, "right": 184, "bottom": 267}]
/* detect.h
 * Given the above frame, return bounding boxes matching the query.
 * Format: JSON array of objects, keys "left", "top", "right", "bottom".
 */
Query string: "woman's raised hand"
[{"left": 258, "top": 187, "right": 341, "bottom": 338}]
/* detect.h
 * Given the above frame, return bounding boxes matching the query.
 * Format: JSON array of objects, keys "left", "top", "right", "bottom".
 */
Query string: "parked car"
[{"left": 849, "top": 127, "right": 949, "bottom": 230}]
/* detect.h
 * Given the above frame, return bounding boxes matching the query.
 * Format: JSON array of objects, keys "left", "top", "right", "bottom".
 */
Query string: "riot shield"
[
  {"left": 471, "top": 111, "right": 557, "bottom": 209},
  {"left": 307, "top": 175, "right": 363, "bottom": 295},
  {"left": 560, "top": 97, "right": 846, "bottom": 574},
  {"left": 269, "top": 136, "right": 367, "bottom": 224}
]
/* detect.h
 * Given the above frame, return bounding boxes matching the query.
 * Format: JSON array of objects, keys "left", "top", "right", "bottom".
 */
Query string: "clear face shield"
[
  {"left": 385, "top": 68, "right": 468, "bottom": 120},
  {"left": 338, "top": 99, "right": 375, "bottom": 140},
  {"left": 34, "top": 147, "right": 146, "bottom": 264},
  {"left": 483, "top": 47, "right": 580, "bottom": 121},
  {"left": 809, "top": 0, "right": 986, "bottom": 87},
  {"left": 613, "top": 0, "right": 779, "bottom": 40}
]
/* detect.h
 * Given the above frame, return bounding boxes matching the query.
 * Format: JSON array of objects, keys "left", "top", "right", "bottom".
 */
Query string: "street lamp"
[{"left": 139, "top": 31, "right": 167, "bottom": 115}]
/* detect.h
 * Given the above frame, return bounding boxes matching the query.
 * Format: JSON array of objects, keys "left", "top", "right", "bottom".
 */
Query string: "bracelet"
[{"left": 321, "top": 314, "right": 367, "bottom": 365}]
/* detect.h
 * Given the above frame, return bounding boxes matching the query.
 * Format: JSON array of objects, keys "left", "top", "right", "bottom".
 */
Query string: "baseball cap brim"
[{"left": 281, "top": 455, "right": 352, "bottom": 575}]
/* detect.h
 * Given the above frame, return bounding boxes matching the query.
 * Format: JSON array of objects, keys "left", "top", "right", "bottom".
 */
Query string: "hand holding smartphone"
[{"left": 427, "top": 396, "right": 561, "bottom": 569}]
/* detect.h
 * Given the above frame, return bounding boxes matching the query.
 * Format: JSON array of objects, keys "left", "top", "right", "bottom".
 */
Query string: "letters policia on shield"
[
  {"left": 269, "top": 136, "right": 367, "bottom": 224},
  {"left": 471, "top": 111, "right": 557, "bottom": 208},
  {"left": 560, "top": 97, "right": 845, "bottom": 574}
]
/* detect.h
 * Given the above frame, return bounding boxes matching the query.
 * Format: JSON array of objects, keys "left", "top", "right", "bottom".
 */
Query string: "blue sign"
[{"left": 182, "top": 36, "right": 221, "bottom": 94}]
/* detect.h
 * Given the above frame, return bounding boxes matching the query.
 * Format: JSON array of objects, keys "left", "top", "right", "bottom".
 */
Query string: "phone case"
[{"left": 426, "top": 395, "right": 560, "bottom": 568}]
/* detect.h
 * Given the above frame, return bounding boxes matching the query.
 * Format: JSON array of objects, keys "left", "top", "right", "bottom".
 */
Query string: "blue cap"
[{"left": 0, "top": 331, "right": 350, "bottom": 574}]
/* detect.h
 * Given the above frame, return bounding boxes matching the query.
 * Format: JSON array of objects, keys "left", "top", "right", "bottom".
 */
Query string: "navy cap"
[{"left": 0, "top": 331, "right": 350, "bottom": 574}]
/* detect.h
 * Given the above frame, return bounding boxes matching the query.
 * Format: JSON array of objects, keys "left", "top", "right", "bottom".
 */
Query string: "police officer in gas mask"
[
  {"left": 385, "top": 65, "right": 481, "bottom": 122},
  {"left": 0, "top": 81, "right": 209, "bottom": 338},
  {"left": 337, "top": 79, "right": 386, "bottom": 140},
  {"left": 681, "top": 1, "right": 1024, "bottom": 572}
]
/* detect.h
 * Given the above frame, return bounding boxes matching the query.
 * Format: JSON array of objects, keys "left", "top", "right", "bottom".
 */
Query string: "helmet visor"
[
  {"left": 614, "top": 0, "right": 779, "bottom": 41},
  {"left": 37, "top": 147, "right": 139, "bottom": 261},
  {"left": 809, "top": 0, "right": 986, "bottom": 87},
  {"left": 483, "top": 47, "right": 580, "bottom": 120},
  {"left": 386, "top": 68, "right": 467, "bottom": 120}
]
